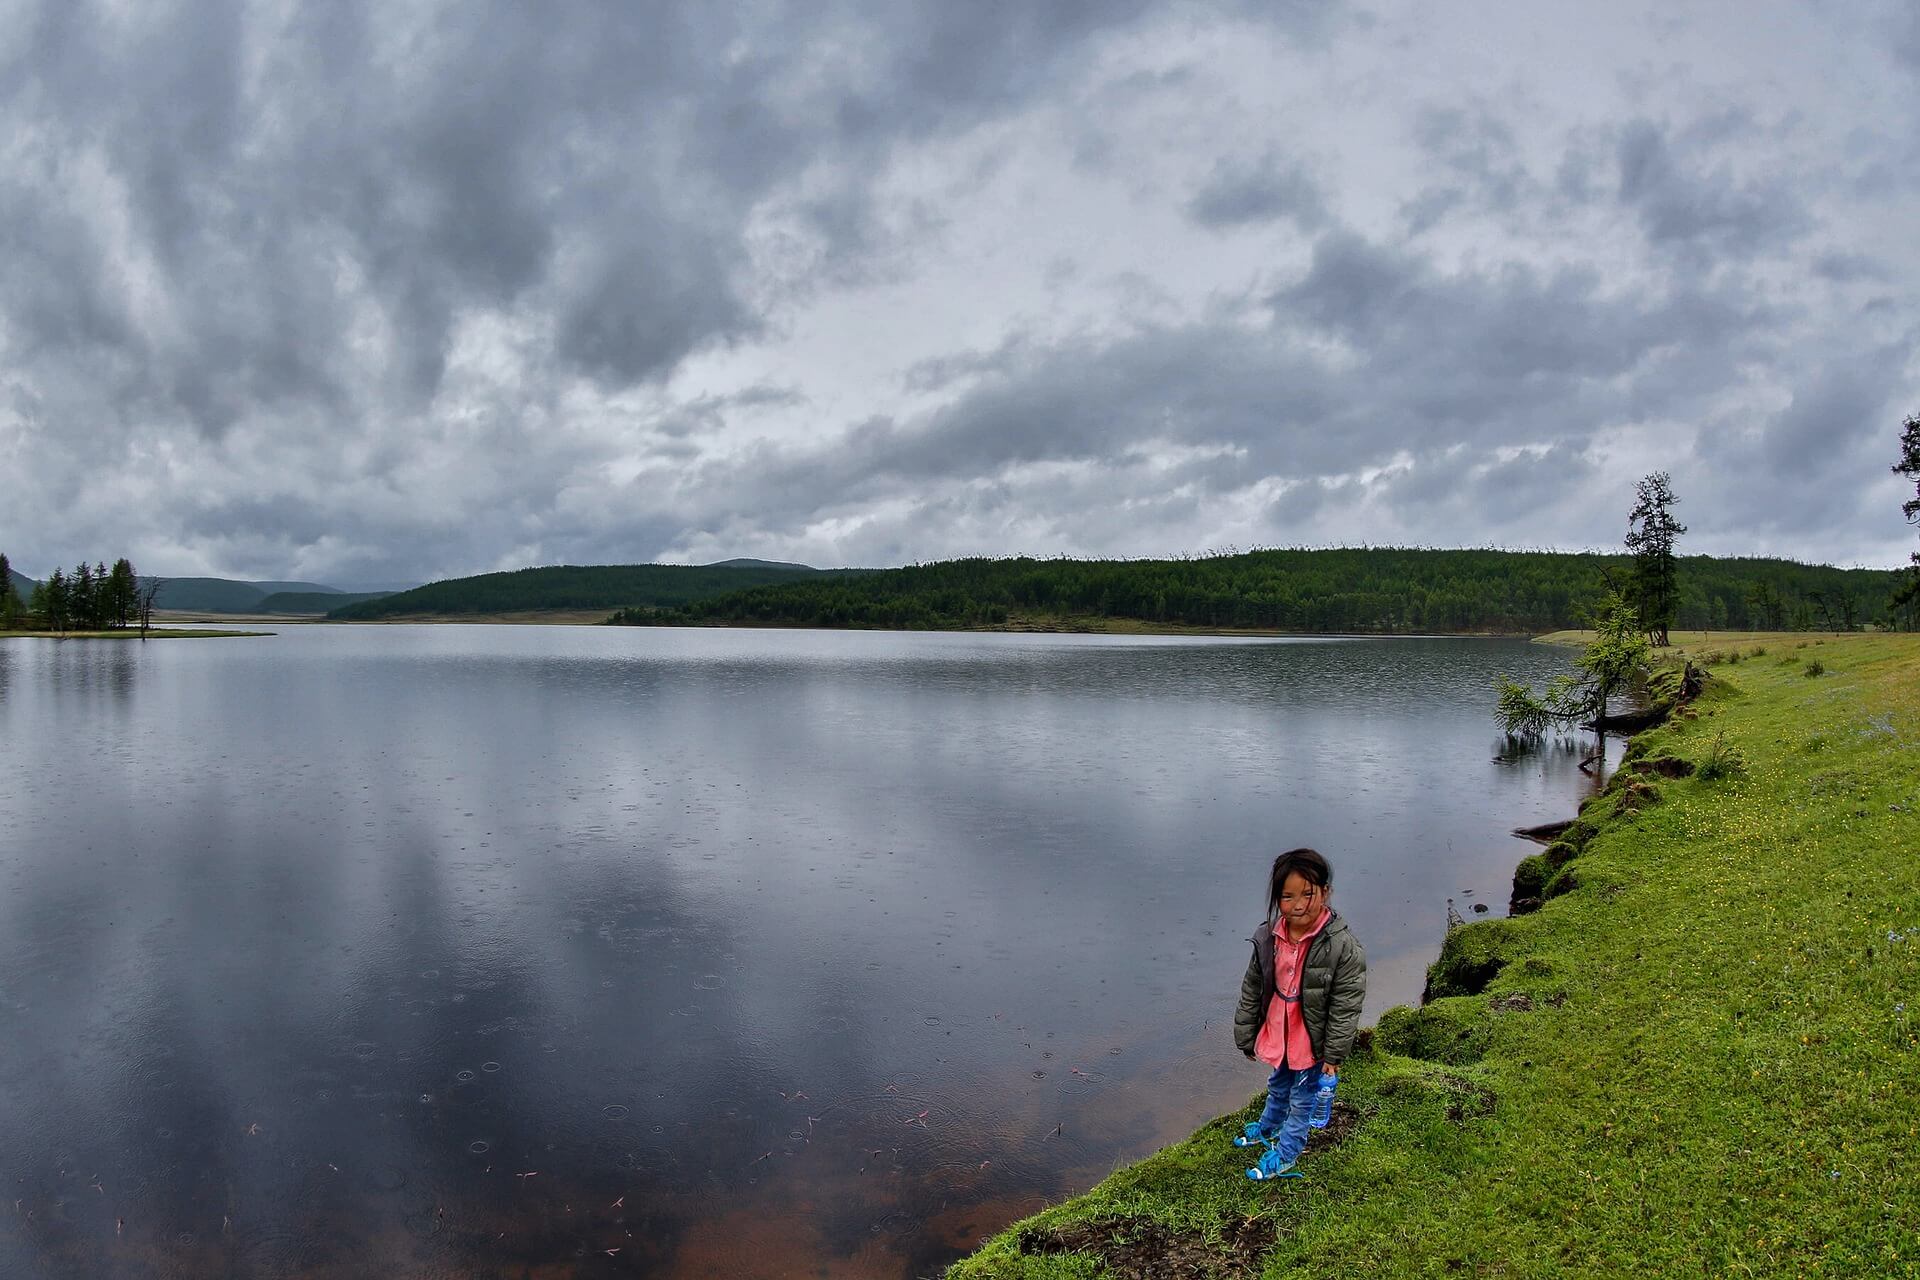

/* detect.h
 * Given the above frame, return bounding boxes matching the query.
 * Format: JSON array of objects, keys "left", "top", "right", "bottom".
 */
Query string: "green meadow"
[{"left": 951, "top": 633, "right": 1919, "bottom": 1279}]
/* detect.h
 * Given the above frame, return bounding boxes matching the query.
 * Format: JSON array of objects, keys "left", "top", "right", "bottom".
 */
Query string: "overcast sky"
[{"left": 4, "top": 0, "right": 1917, "bottom": 583}]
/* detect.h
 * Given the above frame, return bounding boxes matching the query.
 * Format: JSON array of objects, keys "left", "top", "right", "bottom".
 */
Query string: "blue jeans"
[{"left": 1255, "top": 1063, "right": 1326, "bottom": 1163}]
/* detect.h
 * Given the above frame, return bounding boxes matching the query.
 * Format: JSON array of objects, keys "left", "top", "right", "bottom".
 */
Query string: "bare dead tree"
[{"left": 136, "top": 577, "right": 166, "bottom": 640}]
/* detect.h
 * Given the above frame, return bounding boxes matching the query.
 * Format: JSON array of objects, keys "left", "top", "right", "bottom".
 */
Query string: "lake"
[{"left": 0, "top": 626, "right": 1596, "bottom": 1278}]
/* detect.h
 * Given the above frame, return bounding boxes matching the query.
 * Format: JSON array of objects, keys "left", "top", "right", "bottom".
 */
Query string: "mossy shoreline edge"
[{"left": 949, "top": 632, "right": 1920, "bottom": 1279}]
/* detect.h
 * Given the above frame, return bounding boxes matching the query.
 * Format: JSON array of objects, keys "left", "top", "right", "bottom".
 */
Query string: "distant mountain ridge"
[
  {"left": 149, "top": 577, "right": 320, "bottom": 612},
  {"left": 10, "top": 563, "right": 823, "bottom": 618},
  {"left": 145, "top": 577, "right": 388, "bottom": 614},
  {"left": 328, "top": 561, "right": 824, "bottom": 619},
  {"left": 707, "top": 558, "right": 818, "bottom": 572},
  {"left": 4, "top": 570, "right": 391, "bottom": 617}
]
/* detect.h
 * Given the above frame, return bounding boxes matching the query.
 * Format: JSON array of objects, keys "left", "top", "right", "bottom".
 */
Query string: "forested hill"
[
  {"left": 257, "top": 591, "right": 391, "bottom": 614},
  {"left": 153, "top": 577, "right": 343, "bottom": 612},
  {"left": 606, "top": 549, "right": 1912, "bottom": 634},
  {"left": 329, "top": 562, "right": 824, "bottom": 618}
]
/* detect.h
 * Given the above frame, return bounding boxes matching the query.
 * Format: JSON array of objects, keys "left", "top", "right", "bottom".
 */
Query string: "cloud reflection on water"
[{"left": 0, "top": 628, "right": 1589, "bottom": 1277}]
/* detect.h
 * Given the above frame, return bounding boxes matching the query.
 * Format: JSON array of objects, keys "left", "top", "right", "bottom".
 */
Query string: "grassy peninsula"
[{"left": 950, "top": 633, "right": 1919, "bottom": 1278}]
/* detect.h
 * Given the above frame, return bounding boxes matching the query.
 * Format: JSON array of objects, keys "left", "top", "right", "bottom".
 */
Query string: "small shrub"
[
  {"left": 1748, "top": 645, "right": 1767, "bottom": 657},
  {"left": 1804, "top": 734, "right": 1828, "bottom": 753},
  {"left": 1696, "top": 730, "right": 1746, "bottom": 781},
  {"left": 1804, "top": 660, "right": 1826, "bottom": 678},
  {"left": 1726, "top": 650, "right": 1743, "bottom": 664}
]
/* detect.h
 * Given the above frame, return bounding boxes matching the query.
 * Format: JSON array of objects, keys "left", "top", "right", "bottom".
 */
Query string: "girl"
[{"left": 1231, "top": 847, "right": 1366, "bottom": 1180}]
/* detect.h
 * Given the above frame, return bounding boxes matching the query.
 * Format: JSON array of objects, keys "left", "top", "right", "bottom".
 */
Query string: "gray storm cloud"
[{"left": 0, "top": 0, "right": 1915, "bottom": 580}]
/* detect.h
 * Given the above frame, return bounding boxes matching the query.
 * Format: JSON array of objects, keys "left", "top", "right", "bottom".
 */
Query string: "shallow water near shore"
[{"left": 0, "top": 626, "right": 1598, "bottom": 1277}]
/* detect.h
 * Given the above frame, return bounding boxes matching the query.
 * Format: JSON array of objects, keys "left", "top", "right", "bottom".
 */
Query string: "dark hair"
[{"left": 1267, "top": 847, "right": 1332, "bottom": 919}]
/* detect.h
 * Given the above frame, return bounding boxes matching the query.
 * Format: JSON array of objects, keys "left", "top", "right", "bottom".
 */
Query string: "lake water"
[{"left": 0, "top": 626, "right": 1595, "bottom": 1278}]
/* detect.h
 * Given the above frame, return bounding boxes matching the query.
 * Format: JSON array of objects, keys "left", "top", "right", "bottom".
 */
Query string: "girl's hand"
[{"left": 1323, "top": 1063, "right": 1339, "bottom": 1078}]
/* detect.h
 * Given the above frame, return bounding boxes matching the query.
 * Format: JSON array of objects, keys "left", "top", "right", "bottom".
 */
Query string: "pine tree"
[
  {"left": 1625, "top": 472, "right": 1687, "bottom": 645},
  {"left": 1896, "top": 412, "right": 1920, "bottom": 619},
  {"left": 73, "top": 561, "right": 97, "bottom": 629},
  {"left": 0, "top": 552, "right": 23, "bottom": 629},
  {"left": 107, "top": 559, "right": 138, "bottom": 628},
  {"left": 36, "top": 568, "right": 71, "bottom": 633}
]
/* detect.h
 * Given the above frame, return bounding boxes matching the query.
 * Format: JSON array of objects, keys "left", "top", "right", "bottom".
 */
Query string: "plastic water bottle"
[{"left": 1309, "top": 1071, "right": 1337, "bottom": 1129}]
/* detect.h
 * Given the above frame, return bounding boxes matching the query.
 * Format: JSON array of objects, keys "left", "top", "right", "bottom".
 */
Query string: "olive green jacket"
[{"left": 1233, "top": 910, "right": 1367, "bottom": 1066}]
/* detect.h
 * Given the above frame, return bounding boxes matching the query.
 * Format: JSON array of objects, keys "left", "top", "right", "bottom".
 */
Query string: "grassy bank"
[
  {"left": 983, "top": 614, "right": 1529, "bottom": 638},
  {"left": 951, "top": 633, "right": 1919, "bottom": 1278},
  {"left": 1534, "top": 628, "right": 1846, "bottom": 648}
]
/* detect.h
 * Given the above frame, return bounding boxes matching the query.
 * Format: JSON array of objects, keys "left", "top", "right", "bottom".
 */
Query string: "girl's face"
[{"left": 1278, "top": 870, "right": 1325, "bottom": 928}]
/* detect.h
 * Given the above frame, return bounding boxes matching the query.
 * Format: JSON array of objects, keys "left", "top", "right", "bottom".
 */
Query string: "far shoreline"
[
  {"left": 162, "top": 607, "right": 1545, "bottom": 635},
  {"left": 320, "top": 610, "right": 1546, "bottom": 637},
  {"left": 131, "top": 612, "right": 1862, "bottom": 647},
  {"left": 0, "top": 627, "right": 272, "bottom": 640}
]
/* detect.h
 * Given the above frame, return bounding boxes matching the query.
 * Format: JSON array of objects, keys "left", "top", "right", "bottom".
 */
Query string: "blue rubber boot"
[{"left": 1245, "top": 1146, "right": 1301, "bottom": 1180}]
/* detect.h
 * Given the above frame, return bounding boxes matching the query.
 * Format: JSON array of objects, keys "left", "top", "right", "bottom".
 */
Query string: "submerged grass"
[{"left": 951, "top": 633, "right": 1920, "bottom": 1278}]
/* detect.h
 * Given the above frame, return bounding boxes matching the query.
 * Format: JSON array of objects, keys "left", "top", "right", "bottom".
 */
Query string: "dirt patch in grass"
[
  {"left": 1007, "top": 1105, "right": 1359, "bottom": 1277},
  {"left": 1610, "top": 777, "right": 1663, "bottom": 813},
  {"left": 1630, "top": 754, "right": 1697, "bottom": 778},
  {"left": 1310, "top": 1099, "right": 1364, "bottom": 1148},
  {"left": 1016, "top": 1214, "right": 1277, "bottom": 1279},
  {"left": 1438, "top": 1072, "right": 1498, "bottom": 1125}
]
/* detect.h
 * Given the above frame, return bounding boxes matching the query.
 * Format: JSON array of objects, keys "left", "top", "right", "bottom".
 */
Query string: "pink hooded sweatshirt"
[{"left": 1253, "top": 908, "right": 1329, "bottom": 1070}]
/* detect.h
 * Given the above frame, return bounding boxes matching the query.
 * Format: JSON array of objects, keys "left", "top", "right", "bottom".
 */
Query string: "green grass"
[{"left": 951, "top": 633, "right": 1920, "bottom": 1279}]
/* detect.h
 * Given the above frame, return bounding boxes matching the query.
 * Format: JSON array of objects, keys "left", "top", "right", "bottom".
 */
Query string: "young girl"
[{"left": 1231, "top": 847, "right": 1366, "bottom": 1179}]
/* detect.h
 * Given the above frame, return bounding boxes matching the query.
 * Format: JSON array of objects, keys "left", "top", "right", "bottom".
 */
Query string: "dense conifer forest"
[
  {"left": 605, "top": 549, "right": 1913, "bottom": 634},
  {"left": 1, "top": 553, "right": 147, "bottom": 632}
]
